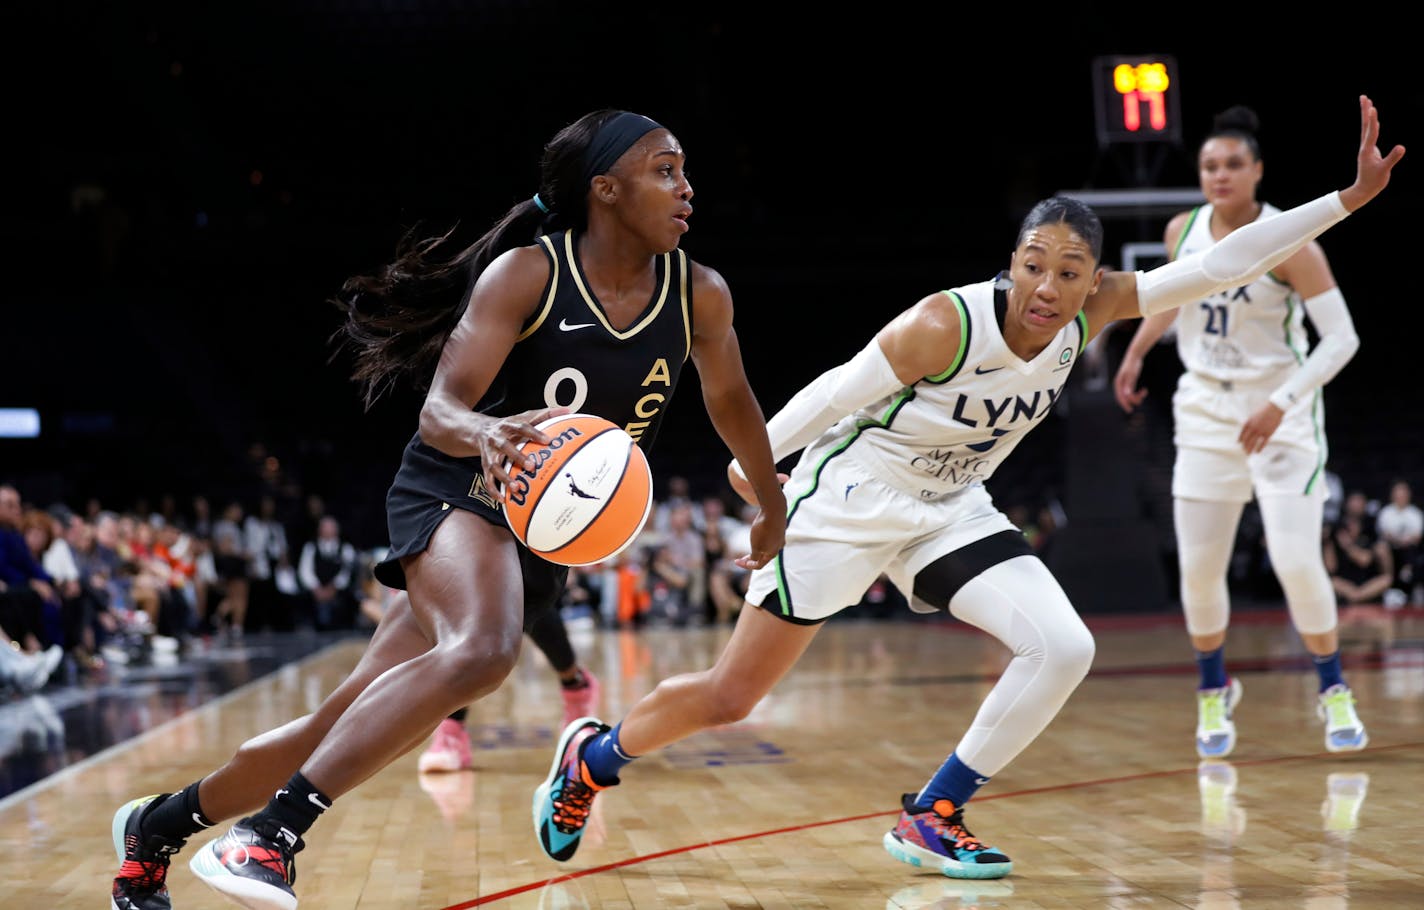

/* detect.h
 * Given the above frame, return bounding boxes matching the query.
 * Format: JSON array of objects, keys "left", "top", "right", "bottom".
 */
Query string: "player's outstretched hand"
[{"left": 1340, "top": 94, "right": 1406, "bottom": 213}]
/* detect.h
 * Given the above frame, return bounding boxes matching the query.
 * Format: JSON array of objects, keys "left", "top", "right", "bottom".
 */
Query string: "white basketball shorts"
[
  {"left": 743, "top": 448, "right": 1018, "bottom": 623},
  {"left": 1170, "top": 371, "right": 1328, "bottom": 503}
]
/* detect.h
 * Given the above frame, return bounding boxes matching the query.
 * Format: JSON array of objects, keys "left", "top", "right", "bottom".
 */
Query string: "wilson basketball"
[{"left": 501, "top": 413, "right": 653, "bottom": 566}]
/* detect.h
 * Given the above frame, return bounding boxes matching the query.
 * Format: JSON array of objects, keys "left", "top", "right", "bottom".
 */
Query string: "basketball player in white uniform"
[
  {"left": 533, "top": 96, "right": 1403, "bottom": 881},
  {"left": 1114, "top": 105, "right": 1371, "bottom": 761}
]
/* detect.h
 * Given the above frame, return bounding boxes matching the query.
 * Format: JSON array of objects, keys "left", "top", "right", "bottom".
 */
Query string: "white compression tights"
[
  {"left": 1176, "top": 495, "right": 1338, "bottom": 637},
  {"left": 946, "top": 556, "right": 1096, "bottom": 776}
]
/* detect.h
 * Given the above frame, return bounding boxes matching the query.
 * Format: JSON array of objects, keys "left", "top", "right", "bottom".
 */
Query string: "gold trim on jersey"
[
  {"left": 562, "top": 231, "right": 671, "bottom": 339},
  {"left": 678, "top": 248, "right": 691, "bottom": 361},
  {"left": 519, "top": 236, "right": 564, "bottom": 342}
]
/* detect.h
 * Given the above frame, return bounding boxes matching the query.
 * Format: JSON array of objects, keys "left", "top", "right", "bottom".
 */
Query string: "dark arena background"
[
  {"left": 2, "top": 6, "right": 1419, "bottom": 610},
  {"left": 3, "top": 6, "right": 1424, "bottom": 910}
]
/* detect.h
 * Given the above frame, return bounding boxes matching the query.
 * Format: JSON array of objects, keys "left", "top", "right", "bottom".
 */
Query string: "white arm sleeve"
[
  {"left": 1138, "top": 191, "right": 1350, "bottom": 316},
  {"left": 730, "top": 339, "right": 905, "bottom": 480},
  {"left": 1268, "top": 287, "right": 1360, "bottom": 411}
]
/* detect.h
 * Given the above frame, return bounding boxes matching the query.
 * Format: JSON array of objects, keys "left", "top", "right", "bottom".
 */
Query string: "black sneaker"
[
  {"left": 188, "top": 817, "right": 303, "bottom": 910},
  {"left": 111, "top": 794, "right": 184, "bottom": 910}
]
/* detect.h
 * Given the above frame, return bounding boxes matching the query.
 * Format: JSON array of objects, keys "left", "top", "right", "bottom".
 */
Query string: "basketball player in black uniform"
[{"left": 108, "top": 109, "right": 787, "bottom": 910}]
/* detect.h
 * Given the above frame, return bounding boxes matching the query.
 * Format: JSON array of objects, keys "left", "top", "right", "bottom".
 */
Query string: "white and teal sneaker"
[
  {"left": 1195, "top": 677, "right": 1243, "bottom": 759},
  {"left": 1317, "top": 684, "right": 1368, "bottom": 752}
]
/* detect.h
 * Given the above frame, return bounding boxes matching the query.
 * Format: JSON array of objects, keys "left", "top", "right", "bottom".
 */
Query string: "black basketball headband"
[{"left": 580, "top": 112, "right": 664, "bottom": 187}]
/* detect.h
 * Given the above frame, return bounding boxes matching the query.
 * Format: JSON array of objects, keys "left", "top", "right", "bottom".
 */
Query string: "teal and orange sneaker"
[
  {"left": 533, "top": 716, "right": 612, "bottom": 862},
  {"left": 882, "top": 793, "right": 1012, "bottom": 880}
]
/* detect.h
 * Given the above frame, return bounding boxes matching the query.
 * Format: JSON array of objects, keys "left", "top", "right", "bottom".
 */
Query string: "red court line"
[{"left": 441, "top": 740, "right": 1424, "bottom": 908}]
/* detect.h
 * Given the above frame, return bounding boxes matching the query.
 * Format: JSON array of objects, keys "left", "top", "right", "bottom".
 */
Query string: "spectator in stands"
[
  {"left": 128, "top": 518, "right": 191, "bottom": 653},
  {"left": 652, "top": 475, "right": 701, "bottom": 535},
  {"left": 66, "top": 511, "right": 127, "bottom": 664},
  {"left": 244, "top": 494, "right": 292, "bottom": 631},
  {"left": 210, "top": 501, "right": 250, "bottom": 638},
  {"left": 0, "top": 484, "right": 59, "bottom": 654},
  {"left": 152, "top": 521, "right": 199, "bottom": 639},
  {"left": 648, "top": 501, "right": 706, "bottom": 625},
  {"left": 190, "top": 495, "right": 214, "bottom": 542},
  {"left": 703, "top": 496, "right": 752, "bottom": 626},
  {"left": 22, "top": 508, "right": 97, "bottom": 671},
  {"left": 297, "top": 515, "right": 358, "bottom": 630},
  {"left": 1375, "top": 478, "right": 1423, "bottom": 602},
  {"left": 1325, "top": 508, "right": 1394, "bottom": 606}
]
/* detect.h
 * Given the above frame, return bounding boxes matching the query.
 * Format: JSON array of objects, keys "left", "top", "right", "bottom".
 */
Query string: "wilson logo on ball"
[
  {"left": 502, "top": 413, "right": 653, "bottom": 567},
  {"left": 505, "top": 427, "right": 584, "bottom": 509}
]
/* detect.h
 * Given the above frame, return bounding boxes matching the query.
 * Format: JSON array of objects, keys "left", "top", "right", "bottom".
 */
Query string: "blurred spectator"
[
  {"left": 648, "top": 502, "right": 706, "bottom": 625},
  {"left": 1324, "top": 507, "right": 1394, "bottom": 606},
  {"left": 0, "top": 485, "right": 59, "bottom": 654},
  {"left": 560, "top": 563, "right": 603, "bottom": 625},
  {"left": 1335, "top": 489, "right": 1377, "bottom": 533},
  {"left": 152, "top": 521, "right": 199, "bottom": 639},
  {"left": 244, "top": 494, "right": 293, "bottom": 631},
  {"left": 298, "top": 515, "right": 358, "bottom": 630},
  {"left": 210, "top": 501, "right": 250, "bottom": 637},
  {"left": 652, "top": 475, "right": 701, "bottom": 536},
  {"left": 1375, "top": 478, "right": 1423, "bottom": 602},
  {"left": 67, "top": 511, "right": 130, "bottom": 664},
  {"left": 22, "top": 508, "right": 98, "bottom": 671},
  {"left": 124, "top": 518, "right": 188, "bottom": 650},
  {"left": 603, "top": 544, "right": 652, "bottom": 629},
  {"left": 705, "top": 498, "right": 753, "bottom": 626}
]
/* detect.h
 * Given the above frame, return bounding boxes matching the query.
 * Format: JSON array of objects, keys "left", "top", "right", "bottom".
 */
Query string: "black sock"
[
  {"left": 253, "top": 771, "right": 331, "bottom": 839},
  {"left": 449, "top": 707, "right": 469, "bottom": 722},
  {"left": 141, "top": 781, "right": 215, "bottom": 843}
]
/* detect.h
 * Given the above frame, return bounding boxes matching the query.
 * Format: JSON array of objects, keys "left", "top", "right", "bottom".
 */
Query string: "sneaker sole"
[
  {"left": 532, "top": 716, "right": 601, "bottom": 862},
  {"left": 189, "top": 844, "right": 297, "bottom": 910},
  {"left": 881, "top": 831, "right": 1013, "bottom": 880},
  {"left": 112, "top": 797, "right": 150, "bottom": 862},
  {"left": 1325, "top": 731, "right": 1370, "bottom": 753}
]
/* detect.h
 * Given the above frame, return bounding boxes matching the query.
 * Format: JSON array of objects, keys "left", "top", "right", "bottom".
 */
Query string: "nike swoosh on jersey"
[
  {"left": 558, "top": 318, "right": 597, "bottom": 331},
  {"left": 973, "top": 365, "right": 1004, "bottom": 374}
]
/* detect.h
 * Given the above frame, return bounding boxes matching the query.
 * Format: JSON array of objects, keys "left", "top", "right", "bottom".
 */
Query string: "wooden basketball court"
[{"left": 6, "top": 606, "right": 1422, "bottom": 909}]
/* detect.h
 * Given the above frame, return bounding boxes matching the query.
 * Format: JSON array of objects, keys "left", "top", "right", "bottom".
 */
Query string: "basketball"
[{"left": 501, "top": 413, "right": 653, "bottom": 566}]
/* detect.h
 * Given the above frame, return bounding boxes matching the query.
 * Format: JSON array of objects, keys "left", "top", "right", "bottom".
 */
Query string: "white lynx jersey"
[
  {"left": 812, "top": 273, "right": 1087, "bottom": 501},
  {"left": 1172, "top": 203, "right": 1309, "bottom": 383}
]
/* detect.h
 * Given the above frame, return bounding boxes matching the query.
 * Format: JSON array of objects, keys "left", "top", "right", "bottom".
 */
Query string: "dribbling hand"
[{"left": 479, "top": 406, "right": 573, "bottom": 494}]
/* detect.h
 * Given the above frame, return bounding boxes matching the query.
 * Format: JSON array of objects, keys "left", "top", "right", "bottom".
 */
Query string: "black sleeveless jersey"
[
  {"left": 474, "top": 229, "right": 694, "bottom": 451},
  {"left": 376, "top": 229, "right": 697, "bottom": 590}
]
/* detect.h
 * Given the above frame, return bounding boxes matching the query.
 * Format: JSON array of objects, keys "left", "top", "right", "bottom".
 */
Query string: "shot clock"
[{"left": 1093, "top": 55, "right": 1181, "bottom": 146}]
